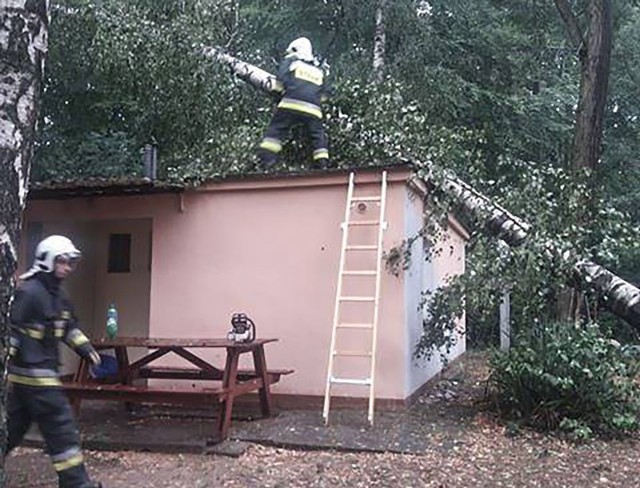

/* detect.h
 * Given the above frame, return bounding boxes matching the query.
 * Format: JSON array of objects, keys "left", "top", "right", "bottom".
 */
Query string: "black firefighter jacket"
[
  {"left": 8, "top": 273, "right": 97, "bottom": 387},
  {"left": 274, "top": 54, "right": 329, "bottom": 119}
]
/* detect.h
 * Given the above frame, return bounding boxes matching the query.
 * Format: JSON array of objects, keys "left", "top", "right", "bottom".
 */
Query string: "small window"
[{"left": 108, "top": 233, "right": 131, "bottom": 273}]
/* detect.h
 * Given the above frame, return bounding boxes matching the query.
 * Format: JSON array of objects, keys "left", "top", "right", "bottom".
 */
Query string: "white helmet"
[
  {"left": 285, "top": 37, "right": 314, "bottom": 61},
  {"left": 20, "top": 235, "right": 82, "bottom": 279}
]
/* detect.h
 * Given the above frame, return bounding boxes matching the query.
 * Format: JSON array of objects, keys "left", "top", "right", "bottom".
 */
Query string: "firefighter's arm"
[
  {"left": 277, "top": 57, "right": 293, "bottom": 81},
  {"left": 320, "top": 86, "right": 333, "bottom": 103},
  {"left": 272, "top": 78, "right": 285, "bottom": 97},
  {"left": 320, "top": 77, "right": 335, "bottom": 104},
  {"left": 271, "top": 57, "right": 294, "bottom": 97},
  {"left": 8, "top": 288, "right": 33, "bottom": 358},
  {"left": 64, "top": 325, "right": 101, "bottom": 366},
  {"left": 9, "top": 287, "right": 50, "bottom": 354},
  {"left": 10, "top": 287, "right": 33, "bottom": 324},
  {"left": 62, "top": 300, "right": 101, "bottom": 366},
  {"left": 272, "top": 58, "right": 287, "bottom": 95}
]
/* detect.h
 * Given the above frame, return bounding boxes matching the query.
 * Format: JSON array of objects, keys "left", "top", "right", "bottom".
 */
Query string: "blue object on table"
[{"left": 90, "top": 353, "right": 119, "bottom": 379}]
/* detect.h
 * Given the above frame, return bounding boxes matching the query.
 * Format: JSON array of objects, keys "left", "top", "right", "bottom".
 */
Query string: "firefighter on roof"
[
  {"left": 258, "top": 37, "right": 330, "bottom": 169},
  {"left": 5, "top": 235, "right": 103, "bottom": 488}
]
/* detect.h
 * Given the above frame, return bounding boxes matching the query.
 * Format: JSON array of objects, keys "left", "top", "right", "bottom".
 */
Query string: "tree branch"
[{"left": 554, "top": 0, "right": 586, "bottom": 50}]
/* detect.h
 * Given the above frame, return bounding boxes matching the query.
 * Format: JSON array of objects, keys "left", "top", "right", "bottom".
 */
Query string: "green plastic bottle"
[{"left": 106, "top": 303, "right": 118, "bottom": 339}]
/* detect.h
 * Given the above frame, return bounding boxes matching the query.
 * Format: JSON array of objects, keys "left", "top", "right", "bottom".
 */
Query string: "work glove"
[{"left": 88, "top": 350, "right": 102, "bottom": 367}]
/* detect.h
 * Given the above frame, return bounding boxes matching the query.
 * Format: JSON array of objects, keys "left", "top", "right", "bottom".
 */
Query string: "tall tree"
[
  {"left": 554, "top": 0, "right": 614, "bottom": 318},
  {"left": 372, "top": 0, "right": 388, "bottom": 83},
  {"left": 555, "top": 0, "right": 613, "bottom": 173},
  {"left": 0, "top": 0, "right": 50, "bottom": 479}
]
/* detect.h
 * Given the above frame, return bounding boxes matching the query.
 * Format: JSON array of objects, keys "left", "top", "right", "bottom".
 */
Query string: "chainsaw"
[{"left": 227, "top": 313, "right": 256, "bottom": 343}]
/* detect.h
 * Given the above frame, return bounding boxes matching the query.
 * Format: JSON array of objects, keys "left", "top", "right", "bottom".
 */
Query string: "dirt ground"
[{"left": 5, "top": 352, "right": 640, "bottom": 487}]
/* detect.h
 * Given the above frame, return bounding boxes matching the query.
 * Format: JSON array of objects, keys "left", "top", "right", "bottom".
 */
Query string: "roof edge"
[
  {"left": 27, "top": 163, "right": 416, "bottom": 200},
  {"left": 28, "top": 177, "right": 184, "bottom": 200}
]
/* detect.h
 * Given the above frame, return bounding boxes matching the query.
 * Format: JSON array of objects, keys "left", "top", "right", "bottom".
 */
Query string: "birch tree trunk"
[
  {"left": 438, "top": 173, "right": 531, "bottom": 247},
  {"left": 372, "top": 0, "right": 388, "bottom": 84},
  {"left": 0, "top": 0, "right": 49, "bottom": 475},
  {"left": 418, "top": 169, "right": 640, "bottom": 329},
  {"left": 574, "top": 261, "right": 640, "bottom": 327},
  {"left": 202, "top": 46, "right": 281, "bottom": 97}
]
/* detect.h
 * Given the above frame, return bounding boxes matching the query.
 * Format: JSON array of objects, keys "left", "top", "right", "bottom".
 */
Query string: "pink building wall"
[{"left": 22, "top": 169, "right": 466, "bottom": 403}]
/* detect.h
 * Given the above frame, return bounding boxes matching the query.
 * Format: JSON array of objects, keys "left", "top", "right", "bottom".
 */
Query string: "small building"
[{"left": 20, "top": 166, "right": 467, "bottom": 408}]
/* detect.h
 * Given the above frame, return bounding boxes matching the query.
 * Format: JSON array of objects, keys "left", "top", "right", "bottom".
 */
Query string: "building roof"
[
  {"left": 27, "top": 162, "right": 411, "bottom": 200},
  {"left": 28, "top": 177, "right": 185, "bottom": 200}
]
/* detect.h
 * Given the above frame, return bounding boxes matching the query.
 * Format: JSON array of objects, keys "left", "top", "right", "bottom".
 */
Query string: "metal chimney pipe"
[{"left": 143, "top": 144, "right": 157, "bottom": 180}]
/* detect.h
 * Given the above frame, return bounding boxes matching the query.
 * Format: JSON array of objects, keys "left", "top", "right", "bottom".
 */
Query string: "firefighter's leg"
[
  {"left": 258, "top": 110, "right": 291, "bottom": 167},
  {"left": 6, "top": 385, "right": 32, "bottom": 454},
  {"left": 32, "top": 388, "right": 98, "bottom": 488},
  {"left": 307, "top": 117, "right": 329, "bottom": 168}
]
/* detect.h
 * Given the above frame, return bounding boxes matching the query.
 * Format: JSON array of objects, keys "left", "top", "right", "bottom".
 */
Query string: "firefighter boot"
[
  {"left": 312, "top": 158, "right": 330, "bottom": 170},
  {"left": 256, "top": 149, "right": 279, "bottom": 170}
]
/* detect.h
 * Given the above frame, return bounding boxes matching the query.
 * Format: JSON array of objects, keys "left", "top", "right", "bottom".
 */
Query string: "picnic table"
[{"left": 63, "top": 337, "right": 292, "bottom": 443}]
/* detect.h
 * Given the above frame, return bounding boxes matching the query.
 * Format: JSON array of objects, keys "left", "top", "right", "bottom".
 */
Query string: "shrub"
[{"left": 489, "top": 321, "right": 640, "bottom": 439}]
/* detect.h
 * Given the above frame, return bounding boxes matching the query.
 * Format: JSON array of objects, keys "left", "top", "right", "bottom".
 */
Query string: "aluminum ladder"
[{"left": 322, "top": 171, "right": 388, "bottom": 426}]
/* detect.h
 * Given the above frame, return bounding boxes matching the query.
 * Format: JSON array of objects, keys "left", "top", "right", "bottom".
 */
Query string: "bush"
[{"left": 489, "top": 321, "right": 640, "bottom": 439}]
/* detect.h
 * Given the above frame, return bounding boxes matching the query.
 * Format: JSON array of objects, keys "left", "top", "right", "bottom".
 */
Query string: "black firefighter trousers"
[
  {"left": 6, "top": 384, "right": 94, "bottom": 488},
  {"left": 259, "top": 109, "right": 329, "bottom": 167}
]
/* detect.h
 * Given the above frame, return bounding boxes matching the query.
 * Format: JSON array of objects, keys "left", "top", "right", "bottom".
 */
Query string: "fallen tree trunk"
[
  {"left": 203, "top": 46, "right": 640, "bottom": 329},
  {"left": 574, "top": 260, "right": 640, "bottom": 326},
  {"left": 438, "top": 172, "right": 530, "bottom": 247},
  {"left": 420, "top": 169, "right": 640, "bottom": 328},
  {"left": 202, "top": 46, "right": 281, "bottom": 96}
]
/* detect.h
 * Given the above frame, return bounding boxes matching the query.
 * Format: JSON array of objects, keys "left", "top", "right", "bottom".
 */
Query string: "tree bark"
[
  {"left": 554, "top": 0, "right": 585, "bottom": 49},
  {"left": 410, "top": 170, "right": 531, "bottom": 247},
  {"left": 437, "top": 172, "right": 531, "bottom": 247},
  {"left": 574, "top": 261, "right": 640, "bottom": 327},
  {"left": 0, "top": 0, "right": 49, "bottom": 475},
  {"left": 571, "top": 0, "right": 612, "bottom": 173},
  {"left": 372, "top": 0, "right": 388, "bottom": 84},
  {"left": 202, "top": 46, "right": 281, "bottom": 97}
]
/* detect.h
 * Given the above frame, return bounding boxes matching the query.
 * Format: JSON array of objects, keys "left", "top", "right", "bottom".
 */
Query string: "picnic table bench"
[{"left": 63, "top": 337, "right": 292, "bottom": 443}]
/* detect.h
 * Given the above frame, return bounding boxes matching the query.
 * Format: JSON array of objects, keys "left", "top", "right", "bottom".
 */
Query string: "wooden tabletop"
[{"left": 90, "top": 337, "right": 277, "bottom": 348}]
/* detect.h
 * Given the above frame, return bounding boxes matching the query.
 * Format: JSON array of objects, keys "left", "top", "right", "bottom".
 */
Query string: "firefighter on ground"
[
  {"left": 258, "top": 36, "right": 330, "bottom": 169},
  {"left": 5, "top": 235, "right": 103, "bottom": 488}
]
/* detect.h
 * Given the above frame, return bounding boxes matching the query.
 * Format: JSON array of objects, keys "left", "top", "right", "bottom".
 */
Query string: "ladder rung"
[
  {"left": 345, "top": 245, "right": 377, "bottom": 251},
  {"left": 351, "top": 196, "right": 381, "bottom": 202},
  {"left": 342, "top": 270, "right": 376, "bottom": 276},
  {"left": 330, "top": 377, "right": 372, "bottom": 385},
  {"left": 337, "top": 323, "right": 374, "bottom": 329},
  {"left": 333, "top": 350, "right": 372, "bottom": 357},
  {"left": 339, "top": 296, "right": 375, "bottom": 302},
  {"left": 347, "top": 220, "right": 379, "bottom": 226}
]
